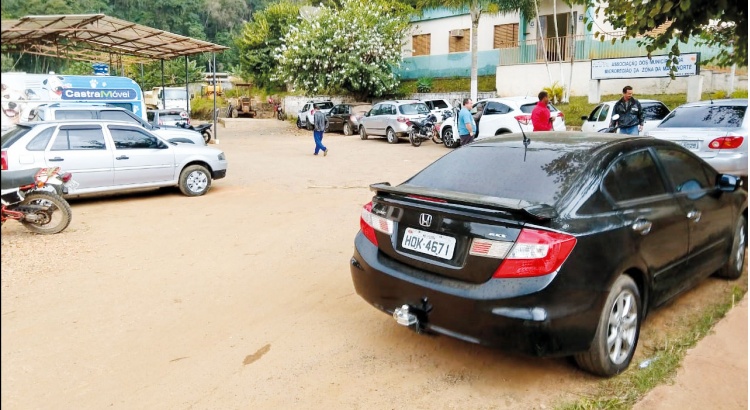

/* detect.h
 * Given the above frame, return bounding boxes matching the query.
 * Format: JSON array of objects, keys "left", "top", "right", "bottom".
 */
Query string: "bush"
[
  {"left": 543, "top": 82, "right": 565, "bottom": 104},
  {"left": 416, "top": 77, "right": 433, "bottom": 93},
  {"left": 191, "top": 96, "right": 228, "bottom": 120}
]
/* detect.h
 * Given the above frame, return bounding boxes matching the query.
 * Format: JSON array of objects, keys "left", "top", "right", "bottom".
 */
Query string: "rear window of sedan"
[
  {"left": 399, "top": 103, "right": 430, "bottom": 115},
  {"left": 403, "top": 142, "right": 591, "bottom": 204},
  {"left": 520, "top": 103, "right": 559, "bottom": 113},
  {"left": 314, "top": 102, "right": 333, "bottom": 110},
  {"left": 658, "top": 105, "right": 747, "bottom": 128},
  {"left": 642, "top": 102, "right": 670, "bottom": 121},
  {"left": 2, "top": 125, "right": 34, "bottom": 148}
]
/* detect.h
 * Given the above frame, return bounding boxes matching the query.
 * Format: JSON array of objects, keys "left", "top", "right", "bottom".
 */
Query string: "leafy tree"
[
  {"left": 274, "top": 0, "right": 411, "bottom": 99},
  {"left": 133, "top": 59, "right": 204, "bottom": 90},
  {"left": 418, "top": 0, "right": 535, "bottom": 101},
  {"left": 573, "top": 0, "right": 747, "bottom": 72},
  {"left": 236, "top": 0, "right": 302, "bottom": 90}
]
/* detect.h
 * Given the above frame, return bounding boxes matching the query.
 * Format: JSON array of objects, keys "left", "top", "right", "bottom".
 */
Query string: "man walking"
[
  {"left": 457, "top": 98, "right": 476, "bottom": 146},
  {"left": 531, "top": 91, "right": 553, "bottom": 131},
  {"left": 611, "top": 85, "right": 644, "bottom": 135},
  {"left": 313, "top": 105, "right": 329, "bottom": 156}
]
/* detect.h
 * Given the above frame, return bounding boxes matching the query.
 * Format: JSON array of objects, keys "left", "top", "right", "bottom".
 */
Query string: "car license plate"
[
  {"left": 65, "top": 180, "right": 79, "bottom": 192},
  {"left": 677, "top": 141, "right": 700, "bottom": 150},
  {"left": 402, "top": 227, "right": 456, "bottom": 260}
]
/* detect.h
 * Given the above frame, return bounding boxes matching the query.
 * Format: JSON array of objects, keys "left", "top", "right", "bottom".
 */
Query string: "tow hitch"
[{"left": 392, "top": 298, "right": 432, "bottom": 334}]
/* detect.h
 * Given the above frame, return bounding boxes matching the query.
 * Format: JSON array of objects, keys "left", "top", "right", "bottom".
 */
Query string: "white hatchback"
[
  {"left": 1, "top": 120, "right": 228, "bottom": 197},
  {"left": 580, "top": 99, "right": 670, "bottom": 135},
  {"left": 439, "top": 96, "right": 566, "bottom": 148}
]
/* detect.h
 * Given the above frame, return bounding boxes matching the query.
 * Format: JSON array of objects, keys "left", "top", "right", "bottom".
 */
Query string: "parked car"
[
  {"left": 439, "top": 96, "right": 566, "bottom": 148},
  {"left": 30, "top": 103, "right": 205, "bottom": 146},
  {"left": 326, "top": 102, "right": 372, "bottom": 135},
  {"left": 581, "top": 99, "right": 670, "bottom": 135},
  {"left": 359, "top": 100, "right": 431, "bottom": 144},
  {"left": 646, "top": 98, "right": 748, "bottom": 178},
  {"left": 422, "top": 98, "right": 453, "bottom": 118},
  {"left": 351, "top": 132, "right": 747, "bottom": 377},
  {"left": 147, "top": 108, "right": 190, "bottom": 127},
  {"left": 296, "top": 100, "right": 334, "bottom": 130},
  {"left": 1, "top": 120, "right": 227, "bottom": 197}
]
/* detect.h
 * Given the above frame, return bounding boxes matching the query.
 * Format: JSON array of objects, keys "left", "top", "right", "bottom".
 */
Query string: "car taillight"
[
  {"left": 1, "top": 150, "right": 7, "bottom": 170},
  {"left": 557, "top": 111, "right": 565, "bottom": 119},
  {"left": 515, "top": 115, "right": 531, "bottom": 125},
  {"left": 61, "top": 172, "right": 73, "bottom": 182},
  {"left": 492, "top": 228, "right": 576, "bottom": 278},
  {"left": 407, "top": 194, "right": 447, "bottom": 203},
  {"left": 360, "top": 202, "right": 394, "bottom": 246},
  {"left": 708, "top": 136, "right": 744, "bottom": 149},
  {"left": 310, "top": 109, "right": 315, "bottom": 116},
  {"left": 396, "top": 116, "right": 408, "bottom": 123},
  {"left": 405, "top": 120, "right": 413, "bottom": 126}
]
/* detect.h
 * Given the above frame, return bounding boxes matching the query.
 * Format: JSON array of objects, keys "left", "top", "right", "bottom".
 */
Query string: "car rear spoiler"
[{"left": 369, "top": 182, "right": 557, "bottom": 221}]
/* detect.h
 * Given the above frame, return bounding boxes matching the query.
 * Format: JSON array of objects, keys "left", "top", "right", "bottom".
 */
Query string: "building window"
[
  {"left": 448, "top": 28, "right": 470, "bottom": 53},
  {"left": 494, "top": 23, "right": 519, "bottom": 49},
  {"left": 412, "top": 34, "right": 431, "bottom": 56}
]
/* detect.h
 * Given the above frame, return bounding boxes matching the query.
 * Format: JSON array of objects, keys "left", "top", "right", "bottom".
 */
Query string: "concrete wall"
[{"left": 496, "top": 62, "right": 748, "bottom": 98}]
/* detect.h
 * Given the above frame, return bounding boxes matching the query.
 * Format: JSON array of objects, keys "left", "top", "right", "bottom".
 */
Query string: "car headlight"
[{"left": 218, "top": 152, "right": 226, "bottom": 161}]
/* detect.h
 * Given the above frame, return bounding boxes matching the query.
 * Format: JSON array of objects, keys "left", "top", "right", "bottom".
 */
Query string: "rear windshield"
[
  {"left": 658, "top": 104, "right": 747, "bottom": 128},
  {"left": 642, "top": 102, "right": 670, "bottom": 121},
  {"left": 430, "top": 100, "right": 449, "bottom": 109},
  {"left": 314, "top": 102, "right": 333, "bottom": 110},
  {"left": 520, "top": 103, "right": 559, "bottom": 113},
  {"left": 161, "top": 114, "right": 184, "bottom": 121},
  {"left": 403, "top": 142, "right": 591, "bottom": 204},
  {"left": 1, "top": 125, "right": 34, "bottom": 148},
  {"left": 399, "top": 103, "right": 430, "bottom": 115}
]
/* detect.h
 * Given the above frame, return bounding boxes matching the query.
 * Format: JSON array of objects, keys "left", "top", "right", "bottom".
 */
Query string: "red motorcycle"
[{"left": 1, "top": 167, "right": 75, "bottom": 234}]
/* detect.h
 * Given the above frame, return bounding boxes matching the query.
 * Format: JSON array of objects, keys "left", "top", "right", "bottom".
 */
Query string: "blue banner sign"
[{"left": 62, "top": 88, "right": 138, "bottom": 100}]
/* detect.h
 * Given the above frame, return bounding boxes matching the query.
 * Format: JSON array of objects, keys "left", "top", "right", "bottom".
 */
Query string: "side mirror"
[
  {"left": 611, "top": 114, "right": 620, "bottom": 121},
  {"left": 581, "top": 116, "right": 588, "bottom": 120},
  {"left": 717, "top": 174, "right": 741, "bottom": 192}
]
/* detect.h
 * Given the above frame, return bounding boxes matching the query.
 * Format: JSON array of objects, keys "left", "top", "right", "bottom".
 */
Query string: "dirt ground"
[{"left": 1, "top": 119, "right": 747, "bottom": 409}]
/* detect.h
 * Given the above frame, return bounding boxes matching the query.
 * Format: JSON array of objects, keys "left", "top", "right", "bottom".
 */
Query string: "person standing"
[
  {"left": 611, "top": 85, "right": 644, "bottom": 135},
  {"left": 457, "top": 98, "right": 476, "bottom": 146},
  {"left": 313, "top": 105, "right": 329, "bottom": 156},
  {"left": 531, "top": 91, "right": 553, "bottom": 131}
]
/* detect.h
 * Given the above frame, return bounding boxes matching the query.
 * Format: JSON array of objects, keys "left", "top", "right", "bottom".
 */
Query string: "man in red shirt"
[{"left": 531, "top": 91, "right": 553, "bottom": 131}]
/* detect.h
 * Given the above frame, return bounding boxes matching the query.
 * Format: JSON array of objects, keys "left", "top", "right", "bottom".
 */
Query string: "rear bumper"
[
  {"left": 350, "top": 232, "right": 602, "bottom": 357},
  {"left": 701, "top": 152, "right": 748, "bottom": 177}
]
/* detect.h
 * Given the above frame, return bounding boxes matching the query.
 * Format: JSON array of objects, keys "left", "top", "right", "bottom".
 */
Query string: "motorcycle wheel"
[
  {"left": 409, "top": 130, "right": 422, "bottom": 147},
  {"left": 20, "top": 191, "right": 72, "bottom": 234},
  {"left": 277, "top": 111, "right": 283, "bottom": 121},
  {"left": 202, "top": 130, "right": 212, "bottom": 144}
]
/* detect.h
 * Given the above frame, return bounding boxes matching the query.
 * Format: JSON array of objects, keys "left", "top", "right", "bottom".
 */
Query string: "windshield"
[
  {"left": 658, "top": 104, "right": 747, "bottom": 128},
  {"left": 1, "top": 125, "right": 33, "bottom": 148},
  {"left": 163, "top": 89, "right": 188, "bottom": 99},
  {"left": 399, "top": 103, "right": 430, "bottom": 115},
  {"left": 403, "top": 141, "right": 592, "bottom": 204}
]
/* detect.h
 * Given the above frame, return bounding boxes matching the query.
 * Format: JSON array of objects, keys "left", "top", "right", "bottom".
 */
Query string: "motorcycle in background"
[
  {"left": 1, "top": 167, "right": 74, "bottom": 234},
  {"left": 177, "top": 122, "right": 213, "bottom": 144},
  {"left": 407, "top": 113, "right": 439, "bottom": 147},
  {"left": 598, "top": 114, "right": 621, "bottom": 133}
]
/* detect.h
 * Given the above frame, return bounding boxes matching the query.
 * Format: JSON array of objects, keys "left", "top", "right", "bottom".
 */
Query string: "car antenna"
[{"left": 516, "top": 118, "right": 531, "bottom": 162}]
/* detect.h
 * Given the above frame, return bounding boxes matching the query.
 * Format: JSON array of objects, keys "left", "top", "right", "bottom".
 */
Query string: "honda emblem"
[{"left": 419, "top": 213, "right": 433, "bottom": 227}]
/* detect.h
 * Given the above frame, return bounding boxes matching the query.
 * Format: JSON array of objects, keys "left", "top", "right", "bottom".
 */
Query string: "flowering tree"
[{"left": 274, "top": 0, "right": 411, "bottom": 99}]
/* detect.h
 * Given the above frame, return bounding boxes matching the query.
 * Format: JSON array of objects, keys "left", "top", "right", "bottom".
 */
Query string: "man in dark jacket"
[
  {"left": 312, "top": 105, "right": 329, "bottom": 156},
  {"left": 611, "top": 85, "right": 644, "bottom": 135}
]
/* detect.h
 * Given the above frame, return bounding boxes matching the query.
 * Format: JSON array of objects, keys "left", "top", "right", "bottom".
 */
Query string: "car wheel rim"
[
  {"left": 388, "top": 130, "right": 394, "bottom": 142},
  {"left": 186, "top": 171, "right": 208, "bottom": 193},
  {"left": 735, "top": 223, "right": 746, "bottom": 272},
  {"left": 344, "top": 124, "right": 350, "bottom": 134},
  {"left": 606, "top": 290, "right": 638, "bottom": 365}
]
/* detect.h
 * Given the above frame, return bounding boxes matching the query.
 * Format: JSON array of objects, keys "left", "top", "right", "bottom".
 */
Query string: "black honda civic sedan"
[{"left": 350, "top": 133, "right": 747, "bottom": 377}]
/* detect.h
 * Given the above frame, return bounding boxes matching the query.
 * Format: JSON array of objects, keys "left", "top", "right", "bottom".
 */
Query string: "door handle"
[
  {"left": 632, "top": 219, "right": 653, "bottom": 235},
  {"left": 687, "top": 210, "right": 702, "bottom": 223},
  {"left": 116, "top": 155, "right": 129, "bottom": 160},
  {"left": 48, "top": 157, "right": 64, "bottom": 162}
]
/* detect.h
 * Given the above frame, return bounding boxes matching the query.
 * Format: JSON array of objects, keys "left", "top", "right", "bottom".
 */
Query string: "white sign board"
[{"left": 591, "top": 53, "right": 700, "bottom": 80}]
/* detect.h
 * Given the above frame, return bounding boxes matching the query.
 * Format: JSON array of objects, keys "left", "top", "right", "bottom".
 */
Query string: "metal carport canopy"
[{"left": 0, "top": 14, "right": 228, "bottom": 63}]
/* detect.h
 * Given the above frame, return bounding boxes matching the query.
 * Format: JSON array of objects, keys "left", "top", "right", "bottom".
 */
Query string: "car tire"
[
  {"left": 231, "top": 108, "right": 238, "bottom": 118},
  {"left": 306, "top": 121, "right": 314, "bottom": 131},
  {"left": 442, "top": 127, "right": 458, "bottom": 148},
  {"left": 714, "top": 215, "right": 747, "bottom": 280},
  {"left": 386, "top": 127, "right": 398, "bottom": 144},
  {"left": 202, "top": 130, "right": 212, "bottom": 144},
  {"left": 296, "top": 118, "right": 303, "bottom": 129},
  {"left": 360, "top": 126, "right": 368, "bottom": 140},
  {"left": 343, "top": 123, "right": 352, "bottom": 136},
  {"left": 574, "top": 274, "right": 641, "bottom": 377},
  {"left": 178, "top": 164, "right": 212, "bottom": 197}
]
